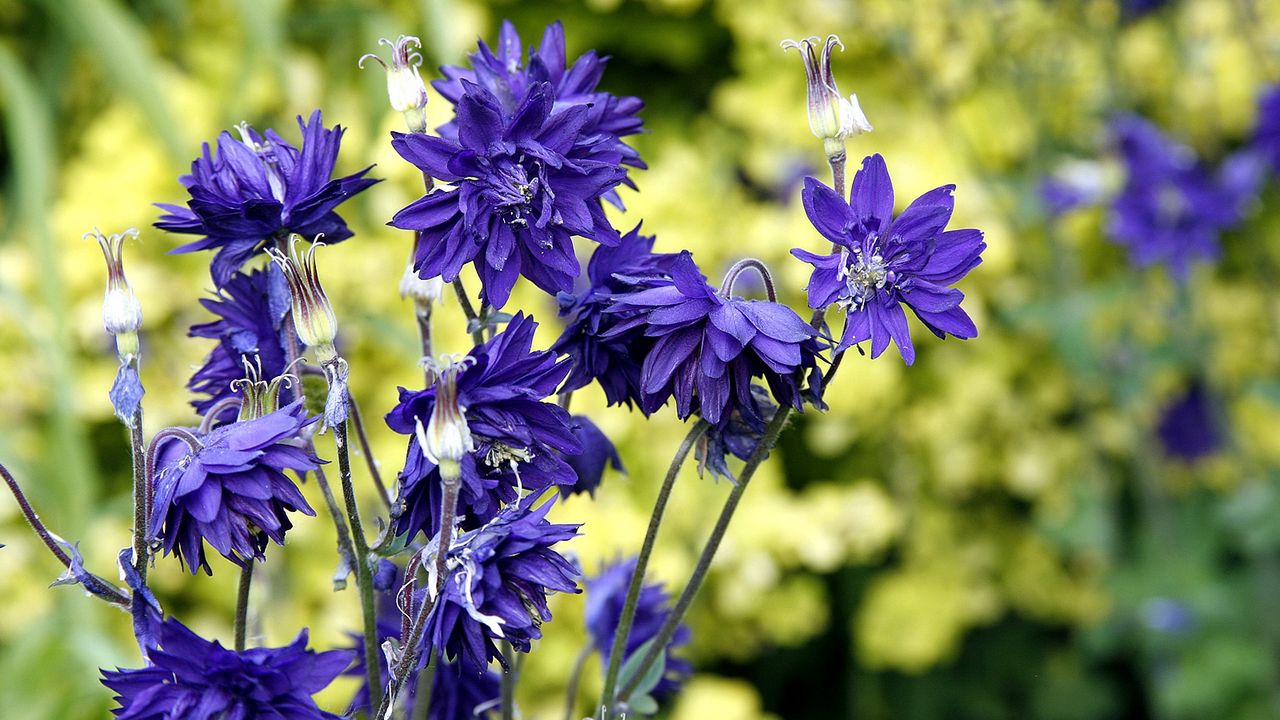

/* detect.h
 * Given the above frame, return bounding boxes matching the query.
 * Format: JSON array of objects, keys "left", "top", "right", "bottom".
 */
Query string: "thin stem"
[
  {"left": 335, "top": 419, "right": 384, "bottom": 712},
  {"left": 411, "top": 653, "right": 437, "bottom": 720},
  {"left": 558, "top": 391, "right": 573, "bottom": 412},
  {"left": 718, "top": 258, "right": 777, "bottom": 301},
  {"left": 501, "top": 639, "right": 518, "bottom": 720},
  {"left": 416, "top": 301, "right": 434, "bottom": 379},
  {"left": 127, "top": 402, "right": 148, "bottom": 579},
  {"left": 350, "top": 397, "right": 392, "bottom": 510},
  {"left": 1, "top": 461, "right": 130, "bottom": 606},
  {"left": 435, "top": 473, "right": 461, "bottom": 595},
  {"left": 197, "top": 396, "right": 242, "bottom": 433},
  {"left": 378, "top": 589, "right": 437, "bottom": 719},
  {"left": 312, "top": 463, "right": 359, "bottom": 589},
  {"left": 616, "top": 408, "right": 792, "bottom": 704},
  {"left": 598, "top": 420, "right": 709, "bottom": 714},
  {"left": 234, "top": 562, "right": 254, "bottom": 651},
  {"left": 452, "top": 279, "right": 485, "bottom": 346},
  {"left": 563, "top": 645, "right": 593, "bottom": 720},
  {"left": 829, "top": 151, "right": 847, "bottom": 200}
]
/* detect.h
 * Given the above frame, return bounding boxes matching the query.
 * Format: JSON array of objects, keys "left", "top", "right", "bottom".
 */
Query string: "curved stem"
[
  {"left": 451, "top": 279, "right": 485, "bottom": 346},
  {"left": 718, "top": 258, "right": 777, "bottom": 301},
  {"left": 615, "top": 408, "right": 791, "bottom": 704},
  {"left": 349, "top": 396, "right": 392, "bottom": 510},
  {"left": 598, "top": 420, "right": 709, "bottom": 714},
  {"left": 563, "top": 644, "right": 593, "bottom": 720},
  {"left": 1, "top": 461, "right": 130, "bottom": 606},
  {"left": 234, "top": 562, "right": 253, "bottom": 651},
  {"left": 197, "top": 397, "right": 242, "bottom": 434}
]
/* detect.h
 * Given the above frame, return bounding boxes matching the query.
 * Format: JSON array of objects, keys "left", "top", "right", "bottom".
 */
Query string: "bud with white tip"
[
  {"left": 781, "top": 35, "right": 873, "bottom": 160},
  {"left": 88, "top": 227, "right": 143, "bottom": 361},
  {"left": 267, "top": 234, "right": 339, "bottom": 364},
  {"left": 359, "top": 35, "right": 430, "bottom": 133},
  {"left": 416, "top": 356, "right": 475, "bottom": 473}
]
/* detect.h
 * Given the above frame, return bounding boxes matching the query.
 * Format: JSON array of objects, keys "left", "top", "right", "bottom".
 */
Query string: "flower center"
[
  {"left": 487, "top": 158, "right": 544, "bottom": 232},
  {"left": 235, "top": 122, "right": 287, "bottom": 203},
  {"left": 838, "top": 246, "right": 889, "bottom": 307}
]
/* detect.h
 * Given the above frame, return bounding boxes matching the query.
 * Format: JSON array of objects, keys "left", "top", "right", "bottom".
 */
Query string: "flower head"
[
  {"left": 604, "top": 252, "right": 825, "bottom": 427},
  {"left": 389, "top": 81, "right": 626, "bottom": 309},
  {"left": 1108, "top": 115, "right": 1254, "bottom": 280},
  {"left": 696, "top": 385, "right": 775, "bottom": 482},
  {"left": 585, "top": 557, "right": 691, "bottom": 701},
  {"left": 422, "top": 493, "right": 580, "bottom": 672},
  {"left": 553, "top": 225, "right": 678, "bottom": 408},
  {"left": 101, "top": 618, "right": 351, "bottom": 720},
  {"left": 149, "top": 399, "right": 320, "bottom": 575},
  {"left": 89, "top": 227, "right": 143, "bottom": 351},
  {"left": 155, "top": 111, "right": 379, "bottom": 286},
  {"left": 793, "top": 154, "right": 985, "bottom": 364},
  {"left": 560, "top": 416, "right": 624, "bottom": 498},
  {"left": 268, "top": 234, "right": 339, "bottom": 363},
  {"left": 360, "top": 35, "right": 431, "bottom": 132},
  {"left": 780, "top": 35, "right": 872, "bottom": 157},
  {"left": 1156, "top": 379, "right": 1222, "bottom": 462},
  {"left": 386, "top": 314, "right": 580, "bottom": 541}
]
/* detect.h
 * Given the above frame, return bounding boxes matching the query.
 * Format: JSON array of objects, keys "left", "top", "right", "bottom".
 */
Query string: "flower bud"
[
  {"left": 359, "top": 35, "right": 430, "bottom": 133},
  {"left": 416, "top": 356, "right": 475, "bottom": 469},
  {"left": 781, "top": 35, "right": 873, "bottom": 158},
  {"left": 232, "top": 357, "right": 295, "bottom": 421},
  {"left": 88, "top": 228, "right": 143, "bottom": 360},
  {"left": 400, "top": 259, "right": 445, "bottom": 306},
  {"left": 267, "top": 234, "right": 339, "bottom": 363}
]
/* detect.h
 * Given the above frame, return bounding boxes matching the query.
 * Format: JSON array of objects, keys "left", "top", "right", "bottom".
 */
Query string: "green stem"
[
  {"left": 451, "top": 279, "right": 485, "bottom": 345},
  {"left": 234, "top": 561, "right": 253, "bottom": 651},
  {"left": 563, "top": 645, "right": 593, "bottom": 720},
  {"left": 128, "top": 396, "right": 148, "bottom": 579},
  {"left": 334, "top": 419, "right": 383, "bottom": 712},
  {"left": 349, "top": 397, "right": 392, "bottom": 510},
  {"left": 615, "top": 408, "right": 791, "bottom": 705},
  {"left": 598, "top": 420, "right": 709, "bottom": 715},
  {"left": 410, "top": 653, "right": 438, "bottom": 720},
  {"left": 501, "top": 640, "right": 518, "bottom": 720}
]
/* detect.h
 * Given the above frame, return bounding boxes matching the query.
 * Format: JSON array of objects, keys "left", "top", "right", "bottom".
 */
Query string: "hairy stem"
[
  {"left": 128, "top": 401, "right": 148, "bottom": 579},
  {"left": 598, "top": 420, "right": 709, "bottom": 714},
  {"left": 615, "top": 408, "right": 791, "bottom": 704},
  {"left": 335, "top": 419, "right": 383, "bottom": 712},
  {"left": 234, "top": 561, "right": 253, "bottom": 651}
]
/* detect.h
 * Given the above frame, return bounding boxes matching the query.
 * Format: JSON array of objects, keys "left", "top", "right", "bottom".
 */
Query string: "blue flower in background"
[
  {"left": 585, "top": 557, "right": 691, "bottom": 701},
  {"left": 149, "top": 400, "right": 320, "bottom": 575},
  {"left": 606, "top": 252, "right": 825, "bottom": 427},
  {"left": 421, "top": 494, "right": 579, "bottom": 672},
  {"left": 1156, "top": 379, "right": 1222, "bottom": 462},
  {"left": 188, "top": 268, "right": 294, "bottom": 424},
  {"left": 793, "top": 155, "right": 985, "bottom": 364},
  {"left": 101, "top": 619, "right": 351, "bottom": 720},
  {"left": 389, "top": 82, "right": 626, "bottom": 309},
  {"left": 1108, "top": 115, "right": 1254, "bottom": 280},
  {"left": 386, "top": 314, "right": 581, "bottom": 541},
  {"left": 1254, "top": 85, "right": 1280, "bottom": 174},
  {"left": 554, "top": 225, "right": 678, "bottom": 409},
  {"left": 156, "top": 111, "right": 379, "bottom": 286}
]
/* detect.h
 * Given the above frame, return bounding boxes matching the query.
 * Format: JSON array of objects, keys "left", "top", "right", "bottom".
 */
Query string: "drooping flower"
[
  {"left": 585, "top": 557, "right": 691, "bottom": 701},
  {"left": 1257, "top": 85, "right": 1280, "bottom": 173},
  {"left": 1156, "top": 379, "right": 1222, "bottom": 462},
  {"left": 155, "top": 110, "right": 379, "bottom": 286},
  {"left": 1107, "top": 115, "right": 1254, "bottom": 280},
  {"left": 101, "top": 618, "right": 351, "bottom": 720},
  {"left": 696, "top": 385, "right": 776, "bottom": 482},
  {"left": 604, "top": 252, "right": 825, "bottom": 427},
  {"left": 434, "top": 21, "right": 645, "bottom": 182},
  {"left": 553, "top": 225, "right": 678, "bottom": 408},
  {"left": 560, "top": 416, "right": 624, "bottom": 498},
  {"left": 188, "top": 268, "right": 293, "bottom": 423},
  {"left": 385, "top": 314, "right": 581, "bottom": 541},
  {"left": 389, "top": 81, "right": 627, "bottom": 309},
  {"left": 421, "top": 493, "right": 579, "bottom": 672},
  {"left": 149, "top": 400, "right": 320, "bottom": 575},
  {"left": 792, "top": 154, "right": 985, "bottom": 364}
]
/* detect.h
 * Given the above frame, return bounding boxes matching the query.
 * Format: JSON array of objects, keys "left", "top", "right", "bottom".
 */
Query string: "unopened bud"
[
  {"left": 267, "top": 234, "right": 339, "bottom": 363},
  {"left": 416, "top": 356, "right": 475, "bottom": 468},
  {"left": 359, "top": 35, "right": 430, "bottom": 133},
  {"left": 231, "top": 356, "right": 295, "bottom": 421},
  {"left": 400, "top": 260, "right": 445, "bottom": 306},
  {"left": 88, "top": 227, "right": 143, "bottom": 360},
  {"left": 781, "top": 35, "right": 873, "bottom": 159}
]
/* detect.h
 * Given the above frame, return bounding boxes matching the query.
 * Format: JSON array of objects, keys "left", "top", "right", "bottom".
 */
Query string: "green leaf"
[{"left": 617, "top": 639, "right": 667, "bottom": 706}]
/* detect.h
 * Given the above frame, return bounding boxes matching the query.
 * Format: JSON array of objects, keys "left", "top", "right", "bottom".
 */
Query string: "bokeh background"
[{"left": 3, "top": 0, "right": 1280, "bottom": 718}]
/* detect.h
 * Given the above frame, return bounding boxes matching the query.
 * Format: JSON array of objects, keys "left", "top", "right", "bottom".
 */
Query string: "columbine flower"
[
  {"left": 268, "top": 234, "right": 339, "bottom": 363},
  {"left": 385, "top": 314, "right": 581, "bottom": 540},
  {"left": 585, "top": 557, "right": 691, "bottom": 701},
  {"left": 101, "top": 618, "right": 351, "bottom": 720},
  {"left": 155, "top": 111, "right": 379, "bottom": 286},
  {"left": 560, "top": 416, "right": 624, "bottom": 498},
  {"left": 792, "top": 154, "right": 985, "bottom": 364},
  {"left": 553, "top": 225, "right": 678, "bottom": 409},
  {"left": 149, "top": 399, "right": 320, "bottom": 575},
  {"left": 389, "top": 81, "right": 626, "bottom": 309},
  {"left": 604, "top": 252, "right": 825, "bottom": 427},
  {"left": 89, "top": 227, "right": 143, "bottom": 356},
  {"left": 360, "top": 35, "right": 431, "bottom": 132},
  {"left": 1156, "top": 379, "right": 1222, "bottom": 462},
  {"left": 421, "top": 493, "right": 579, "bottom": 672},
  {"left": 696, "top": 385, "right": 776, "bottom": 482},
  {"left": 1108, "top": 115, "right": 1254, "bottom": 280},
  {"left": 780, "top": 35, "right": 872, "bottom": 158},
  {"left": 188, "top": 268, "right": 294, "bottom": 424},
  {"left": 434, "top": 21, "right": 646, "bottom": 184}
]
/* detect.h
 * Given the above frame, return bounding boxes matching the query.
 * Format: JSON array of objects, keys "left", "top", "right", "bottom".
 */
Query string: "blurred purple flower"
[
  {"left": 1156, "top": 379, "right": 1222, "bottom": 462},
  {"left": 1257, "top": 85, "right": 1280, "bottom": 173}
]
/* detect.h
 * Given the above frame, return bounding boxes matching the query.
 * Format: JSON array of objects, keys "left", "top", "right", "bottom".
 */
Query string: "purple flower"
[
  {"left": 389, "top": 81, "right": 626, "bottom": 309},
  {"left": 422, "top": 494, "right": 580, "bottom": 672},
  {"left": 792, "top": 155, "right": 985, "bottom": 364},
  {"left": 1156, "top": 379, "right": 1222, "bottom": 462},
  {"left": 1257, "top": 85, "right": 1280, "bottom": 173},
  {"left": 434, "top": 21, "right": 645, "bottom": 185},
  {"left": 604, "top": 252, "right": 825, "bottom": 427},
  {"left": 553, "top": 225, "right": 678, "bottom": 408},
  {"left": 110, "top": 363, "right": 145, "bottom": 426},
  {"left": 1108, "top": 115, "right": 1253, "bottom": 279},
  {"left": 188, "top": 268, "right": 294, "bottom": 424},
  {"left": 149, "top": 400, "right": 320, "bottom": 575},
  {"left": 560, "top": 415, "right": 624, "bottom": 498},
  {"left": 155, "top": 111, "right": 379, "bottom": 286},
  {"left": 101, "top": 618, "right": 351, "bottom": 720},
  {"left": 696, "top": 385, "right": 776, "bottom": 482},
  {"left": 585, "top": 557, "right": 691, "bottom": 701},
  {"left": 385, "top": 314, "right": 580, "bottom": 541}
]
